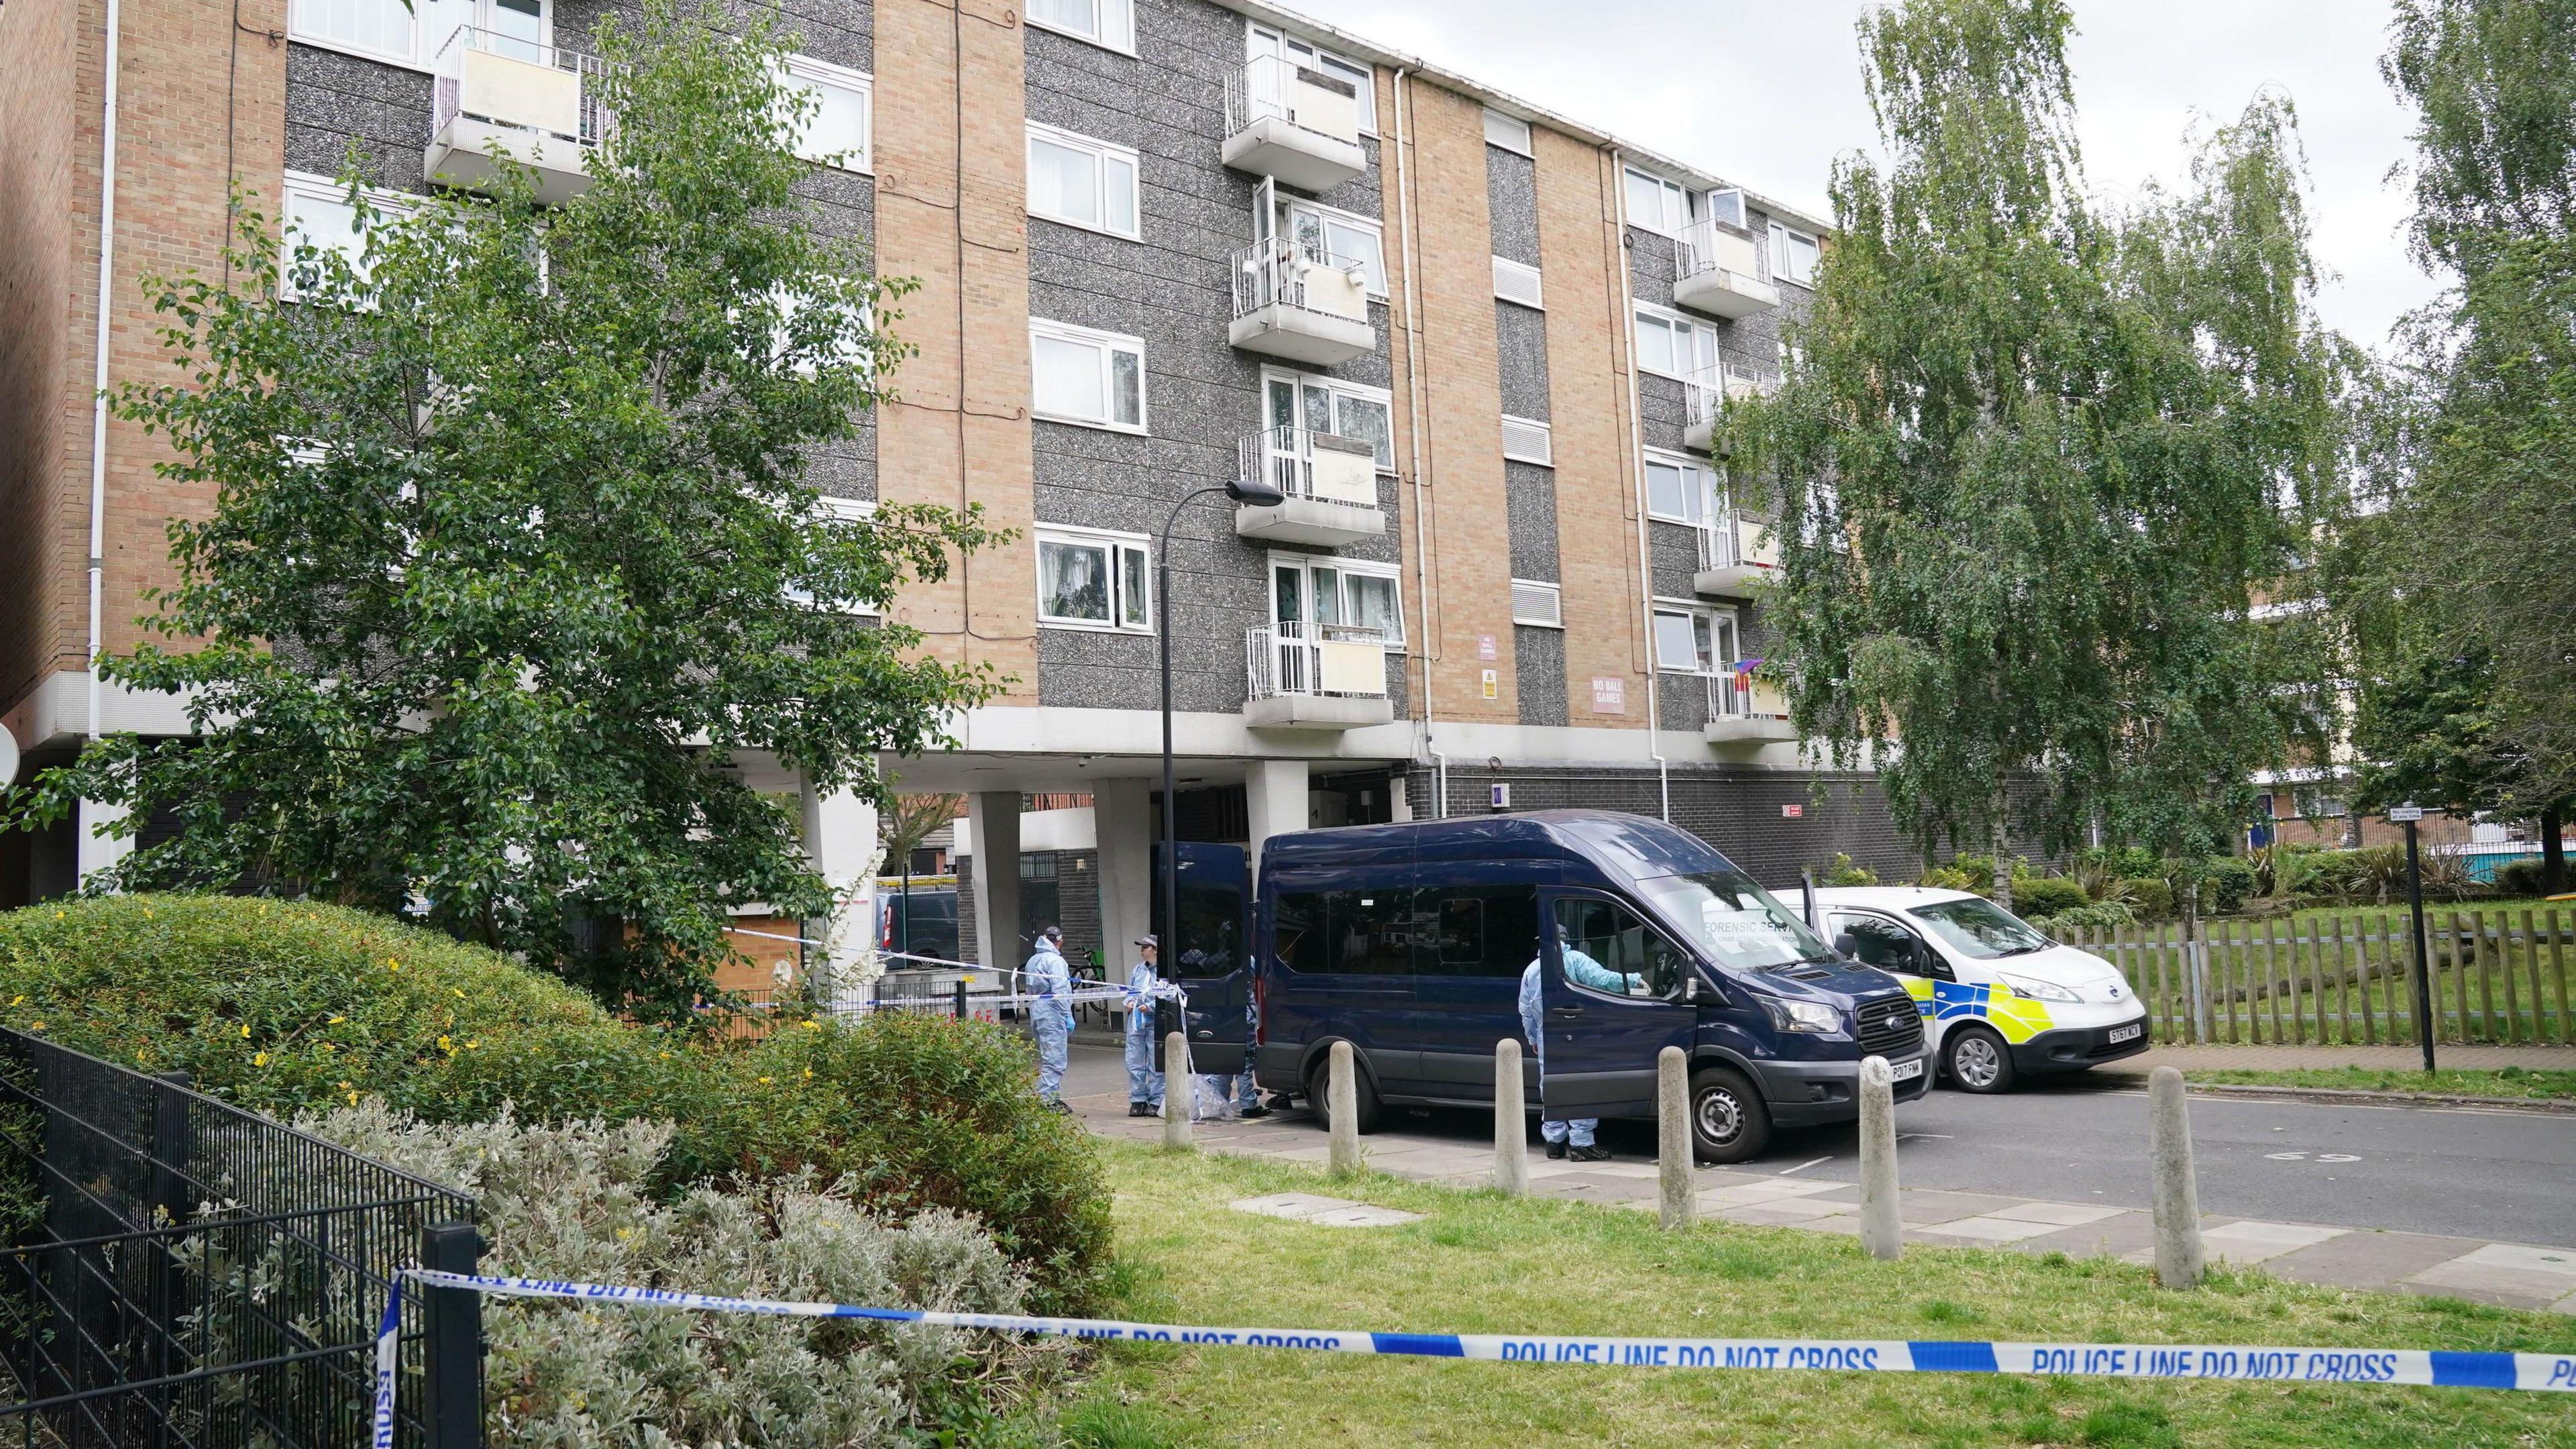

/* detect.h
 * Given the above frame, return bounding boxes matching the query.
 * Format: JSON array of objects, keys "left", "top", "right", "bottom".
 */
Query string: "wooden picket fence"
[{"left": 2065, "top": 908, "right": 2575, "bottom": 1047}]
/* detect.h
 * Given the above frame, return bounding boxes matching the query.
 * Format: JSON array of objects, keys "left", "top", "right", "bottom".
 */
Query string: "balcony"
[
  {"left": 1230, "top": 239, "right": 1376, "bottom": 365},
  {"left": 1246, "top": 623, "right": 1394, "bottom": 730},
  {"left": 1680, "top": 358, "right": 1780, "bottom": 452},
  {"left": 1235, "top": 427, "right": 1386, "bottom": 546},
  {"left": 425, "top": 28, "right": 614, "bottom": 206},
  {"left": 1672, "top": 221, "right": 1778, "bottom": 319},
  {"left": 1704, "top": 672, "right": 1797, "bottom": 747},
  {"left": 1694, "top": 513, "right": 1779, "bottom": 597},
  {"left": 1222, "top": 56, "right": 1368, "bottom": 191}
]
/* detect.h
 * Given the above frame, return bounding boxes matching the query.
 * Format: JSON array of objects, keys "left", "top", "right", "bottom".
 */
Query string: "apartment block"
[{"left": 0, "top": 0, "right": 1925, "bottom": 967}]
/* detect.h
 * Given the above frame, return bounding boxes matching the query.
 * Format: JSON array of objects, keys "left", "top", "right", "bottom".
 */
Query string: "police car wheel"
[
  {"left": 1688, "top": 1067, "right": 1771, "bottom": 1164},
  {"left": 1306, "top": 1051, "right": 1383, "bottom": 1135},
  {"left": 1943, "top": 1026, "right": 2017, "bottom": 1093}
]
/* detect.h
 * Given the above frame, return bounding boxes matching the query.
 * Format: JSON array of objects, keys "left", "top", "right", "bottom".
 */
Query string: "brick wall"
[
  {"left": 1531, "top": 130, "right": 1647, "bottom": 728},
  {"left": 1, "top": 0, "right": 286, "bottom": 730}
]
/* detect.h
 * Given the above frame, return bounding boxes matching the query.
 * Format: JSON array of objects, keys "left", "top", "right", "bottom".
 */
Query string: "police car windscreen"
[
  {"left": 1633, "top": 871, "right": 1832, "bottom": 973},
  {"left": 1907, "top": 898, "right": 2049, "bottom": 960}
]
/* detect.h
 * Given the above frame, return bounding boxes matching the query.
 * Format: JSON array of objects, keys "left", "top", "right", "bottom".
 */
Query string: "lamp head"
[{"left": 1226, "top": 477, "right": 1287, "bottom": 506}]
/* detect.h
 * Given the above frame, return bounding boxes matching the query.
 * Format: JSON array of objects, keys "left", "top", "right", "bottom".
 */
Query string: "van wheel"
[
  {"left": 1943, "top": 1026, "right": 2017, "bottom": 1093},
  {"left": 1307, "top": 1052, "right": 1383, "bottom": 1136},
  {"left": 1688, "top": 1067, "right": 1771, "bottom": 1164}
]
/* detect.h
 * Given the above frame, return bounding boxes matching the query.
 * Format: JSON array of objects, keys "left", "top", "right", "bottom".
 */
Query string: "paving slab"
[
  {"left": 1228, "top": 1193, "right": 1422, "bottom": 1228},
  {"left": 1892, "top": 1189, "right": 2031, "bottom": 1226},
  {"left": 2399, "top": 1260, "right": 2572, "bottom": 1311},
  {"left": 1713, "top": 1197, "right": 1857, "bottom": 1224},
  {"left": 2265, "top": 1231, "right": 2489, "bottom": 1293},
  {"left": 2202, "top": 1220, "right": 2349, "bottom": 1265},
  {"left": 1703, "top": 1179, "right": 1855, "bottom": 1209},
  {"left": 2446, "top": 1242, "right": 2576, "bottom": 1280},
  {"left": 1916, "top": 1215, "right": 2067, "bottom": 1244},
  {"left": 2008, "top": 1211, "right": 2159, "bottom": 1260}
]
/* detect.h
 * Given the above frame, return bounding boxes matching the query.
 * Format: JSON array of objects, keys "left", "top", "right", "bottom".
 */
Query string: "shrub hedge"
[
  {"left": 2006, "top": 875, "right": 2089, "bottom": 919},
  {"left": 0, "top": 895, "right": 1110, "bottom": 1308}
]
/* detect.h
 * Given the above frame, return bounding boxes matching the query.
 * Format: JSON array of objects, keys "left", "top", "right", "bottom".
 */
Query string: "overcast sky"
[{"left": 1275, "top": 0, "right": 2436, "bottom": 349}]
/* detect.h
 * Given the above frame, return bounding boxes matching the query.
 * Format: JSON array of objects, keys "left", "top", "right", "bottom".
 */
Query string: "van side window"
[
  {"left": 1275, "top": 892, "right": 1326, "bottom": 975},
  {"left": 1324, "top": 890, "right": 1411, "bottom": 975},
  {"left": 1552, "top": 898, "right": 1683, "bottom": 999},
  {"left": 1413, "top": 884, "right": 1542, "bottom": 977}
]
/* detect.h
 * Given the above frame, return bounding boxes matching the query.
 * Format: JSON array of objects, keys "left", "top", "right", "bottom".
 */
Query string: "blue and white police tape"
[
  {"left": 372, "top": 1283, "right": 402, "bottom": 1449},
  {"left": 392, "top": 1270, "right": 2575, "bottom": 1394}
]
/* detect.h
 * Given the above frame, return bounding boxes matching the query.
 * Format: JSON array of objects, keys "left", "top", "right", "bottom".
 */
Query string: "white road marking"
[{"left": 1776, "top": 1156, "right": 1833, "bottom": 1177}]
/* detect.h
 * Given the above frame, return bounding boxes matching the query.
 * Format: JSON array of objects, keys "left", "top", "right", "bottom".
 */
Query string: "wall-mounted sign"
[
  {"left": 1590, "top": 677, "right": 1625, "bottom": 714},
  {"left": 1780, "top": 804, "right": 1805, "bottom": 818},
  {"left": 1480, "top": 669, "right": 1499, "bottom": 700},
  {"left": 1477, "top": 633, "right": 1498, "bottom": 661}
]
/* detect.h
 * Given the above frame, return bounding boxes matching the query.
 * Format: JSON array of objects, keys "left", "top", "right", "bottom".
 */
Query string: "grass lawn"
[
  {"left": 1053, "top": 1144, "right": 2573, "bottom": 1448},
  {"left": 2184, "top": 1067, "right": 2576, "bottom": 1102}
]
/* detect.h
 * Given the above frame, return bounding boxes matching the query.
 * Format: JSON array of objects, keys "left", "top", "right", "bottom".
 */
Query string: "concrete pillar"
[
  {"left": 1857, "top": 1056, "right": 1902, "bottom": 1260},
  {"left": 1656, "top": 1046, "right": 1693, "bottom": 1230},
  {"left": 1093, "top": 778, "right": 1152, "bottom": 983},
  {"left": 2149, "top": 1065, "right": 2205, "bottom": 1289},
  {"left": 967, "top": 790, "right": 1023, "bottom": 978},
  {"left": 802, "top": 783, "right": 880, "bottom": 997},
  {"left": 1326, "top": 1040, "right": 1360, "bottom": 1177},
  {"left": 1243, "top": 757, "right": 1310, "bottom": 881},
  {"left": 75, "top": 797, "right": 131, "bottom": 890},
  {"left": 1493, "top": 1038, "right": 1529, "bottom": 1197},
  {"left": 1163, "top": 1032, "right": 1192, "bottom": 1150}
]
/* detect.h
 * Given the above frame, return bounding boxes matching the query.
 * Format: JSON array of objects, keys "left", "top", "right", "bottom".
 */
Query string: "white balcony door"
[{"left": 1263, "top": 370, "right": 1393, "bottom": 486}]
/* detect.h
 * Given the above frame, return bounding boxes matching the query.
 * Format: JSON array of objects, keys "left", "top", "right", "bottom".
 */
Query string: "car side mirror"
[{"left": 1914, "top": 944, "right": 1953, "bottom": 982}]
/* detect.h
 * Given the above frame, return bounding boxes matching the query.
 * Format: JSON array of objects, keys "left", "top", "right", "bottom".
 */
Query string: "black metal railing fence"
[{"left": 0, "top": 1028, "right": 482, "bottom": 1448}]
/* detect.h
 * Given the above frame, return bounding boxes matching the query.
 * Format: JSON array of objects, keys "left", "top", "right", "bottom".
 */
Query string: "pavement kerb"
[{"left": 2174, "top": 1081, "right": 2576, "bottom": 1113}]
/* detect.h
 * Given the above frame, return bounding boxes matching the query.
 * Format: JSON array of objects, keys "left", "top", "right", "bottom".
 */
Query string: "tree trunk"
[
  {"left": 1990, "top": 818, "right": 2013, "bottom": 911},
  {"left": 2543, "top": 806, "right": 2568, "bottom": 895}
]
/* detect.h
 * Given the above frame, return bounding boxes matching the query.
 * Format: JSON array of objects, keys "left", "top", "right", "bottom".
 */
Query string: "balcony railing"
[
  {"left": 1707, "top": 669, "right": 1752, "bottom": 720},
  {"left": 1695, "top": 511, "right": 1741, "bottom": 572},
  {"left": 1673, "top": 221, "right": 1780, "bottom": 318},
  {"left": 1682, "top": 355, "right": 1781, "bottom": 451},
  {"left": 1225, "top": 56, "right": 1364, "bottom": 146},
  {"left": 1232, "top": 239, "right": 1371, "bottom": 323},
  {"left": 432, "top": 26, "right": 616, "bottom": 146},
  {"left": 1247, "top": 622, "right": 1389, "bottom": 701},
  {"left": 1240, "top": 426, "right": 1381, "bottom": 506}
]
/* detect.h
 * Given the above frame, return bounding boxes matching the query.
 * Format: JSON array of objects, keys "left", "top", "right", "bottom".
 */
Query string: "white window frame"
[
  {"left": 1028, "top": 319, "right": 1148, "bottom": 434},
  {"left": 1269, "top": 552, "right": 1405, "bottom": 647},
  {"left": 1623, "top": 165, "right": 1698, "bottom": 236},
  {"left": 1035, "top": 524, "right": 1153, "bottom": 633},
  {"left": 1260, "top": 368, "right": 1395, "bottom": 473},
  {"left": 1026, "top": 0, "right": 1136, "bottom": 56},
  {"left": 788, "top": 496, "right": 882, "bottom": 616},
  {"left": 778, "top": 54, "right": 873, "bottom": 173},
  {"left": 1652, "top": 599, "right": 1738, "bottom": 676},
  {"left": 1024, "top": 121, "right": 1142, "bottom": 240},
  {"left": 1500, "top": 415, "right": 1553, "bottom": 466},
  {"left": 288, "top": 0, "right": 551, "bottom": 71},
  {"left": 1272, "top": 195, "right": 1388, "bottom": 301},
  {"left": 1510, "top": 578, "right": 1563, "bottom": 629},
  {"left": 1246, "top": 22, "right": 1377, "bottom": 134},
  {"left": 1770, "top": 221, "right": 1820, "bottom": 286},
  {"left": 1642, "top": 447, "right": 1720, "bottom": 527},
  {"left": 1483, "top": 109, "right": 1533, "bottom": 156},
  {"left": 279, "top": 169, "right": 413, "bottom": 301},
  {"left": 1631, "top": 302, "right": 1717, "bottom": 382},
  {"left": 1705, "top": 186, "right": 1747, "bottom": 231},
  {"left": 1491, "top": 255, "right": 1544, "bottom": 309}
]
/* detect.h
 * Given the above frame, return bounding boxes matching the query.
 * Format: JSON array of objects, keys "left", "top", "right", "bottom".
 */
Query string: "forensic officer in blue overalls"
[
  {"left": 1124, "top": 935, "right": 1164, "bottom": 1117},
  {"left": 1026, "top": 926, "right": 1074, "bottom": 1112},
  {"left": 1517, "top": 934, "right": 1640, "bottom": 1162}
]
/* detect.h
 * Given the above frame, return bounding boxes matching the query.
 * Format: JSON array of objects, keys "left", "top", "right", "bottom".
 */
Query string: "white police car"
[{"left": 1811, "top": 886, "right": 2150, "bottom": 1093}]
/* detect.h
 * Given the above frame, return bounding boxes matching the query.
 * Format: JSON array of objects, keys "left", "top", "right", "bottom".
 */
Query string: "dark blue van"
[{"left": 1179, "top": 811, "right": 1929, "bottom": 1163}]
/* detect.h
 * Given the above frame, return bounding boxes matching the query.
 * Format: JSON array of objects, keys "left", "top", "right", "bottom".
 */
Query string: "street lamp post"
[
  {"left": 2392, "top": 802, "right": 2436, "bottom": 1071},
  {"left": 1155, "top": 478, "right": 1285, "bottom": 1049}
]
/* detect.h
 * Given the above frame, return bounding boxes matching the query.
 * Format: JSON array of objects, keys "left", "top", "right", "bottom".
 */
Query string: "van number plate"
[
  {"left": 1888, "top": 1057, "right": 1925, "bottom": 1083},
  {"left": 2108, "top": 1023, "right": 2143, "bottom": 1044}
]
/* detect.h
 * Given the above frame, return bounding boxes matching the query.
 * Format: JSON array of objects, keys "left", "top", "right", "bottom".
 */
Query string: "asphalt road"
[{"left": 1062, "top": 1039, "right": 2576, "bottom": 1247}]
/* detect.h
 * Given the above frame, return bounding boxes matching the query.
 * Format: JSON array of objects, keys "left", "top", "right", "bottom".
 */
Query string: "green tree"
[
  {"left": 1725, "top": 0, "right": 2346, "bottom": 916},
  {"left": 2351, "top": 647, "right": 2572, "bottom": 891},
  {"left": 2341, "top": 1, "right": 2576, "bottom": 823},
  {"left": 4, "top": 1, "right": 1000, "bottom": 1019}
]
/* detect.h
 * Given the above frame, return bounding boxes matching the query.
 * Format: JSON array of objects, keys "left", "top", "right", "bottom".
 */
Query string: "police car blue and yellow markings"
[
  {"left": 1902, "top": 977, "right": 2055, "bottom": 1041},
  {"left": 390, "top": 1272, "right": 2576, "bottom": 1393}
]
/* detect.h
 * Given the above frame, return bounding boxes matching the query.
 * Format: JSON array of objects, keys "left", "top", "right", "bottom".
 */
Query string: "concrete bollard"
[
  {"left": 1326, "top": 1040, "right": 1360, "bottom": 1177},
  {"left": 1656, "top": 1046, "right": 1694, "bottom": 1230},
  {"left": 1494, "top": 1039, "right": 1530, "bottom": 1197},
  {"left": 1857, "top": 1055, "right": 1902, "bottom": 1260},
  {"left": 1161, "top": 1032, "right": 1191, "bottom": 1151},
  {"left": 2149, "top": 1065, "right": 2204, "bottom": 1289}
]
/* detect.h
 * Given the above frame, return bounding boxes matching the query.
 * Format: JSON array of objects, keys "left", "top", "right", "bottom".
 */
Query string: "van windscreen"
[{"left": 1633, "top": 871, "right": 1832, "bottom": 973}]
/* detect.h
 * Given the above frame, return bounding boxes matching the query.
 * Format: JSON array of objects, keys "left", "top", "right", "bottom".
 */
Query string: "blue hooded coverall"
[
  {"left": 1124, "top": 956, "right": 1163, "bottom": 1111},
  {"left": 1026, "top": 940, "right": 1074, "bottom": 1103},
  {"left": 1517, "top": 947, "right": 1638, "bottom": 1148}
]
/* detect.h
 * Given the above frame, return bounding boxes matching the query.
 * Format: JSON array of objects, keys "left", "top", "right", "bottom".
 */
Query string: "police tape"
[{"left": 374, "top": 1269, "right": 2575, "bottom": 1415}]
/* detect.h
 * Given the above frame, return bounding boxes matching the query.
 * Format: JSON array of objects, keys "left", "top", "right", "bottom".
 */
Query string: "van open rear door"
[{"left": 1155, "top": 843, "right": 1252, "bottom": 1075}]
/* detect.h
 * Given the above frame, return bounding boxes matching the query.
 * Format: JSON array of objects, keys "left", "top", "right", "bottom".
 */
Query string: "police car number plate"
[
  {"left": 2108, "top": 1022, "right": 2143, "bottom": 1044},
  {"left": 1888, "top": 1057, "right": 1925, "bottom": 1083}
]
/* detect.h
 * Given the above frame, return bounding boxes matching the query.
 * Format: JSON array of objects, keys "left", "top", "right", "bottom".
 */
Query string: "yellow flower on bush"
[
  {"left": 26, "top": 1023, "right": 42, "bottom": 1032},
  {"left": 239, "top": 1024, "right": 252, "bottom": 1038},
  {"left": 436, "top": 1034, "right": 454, "bottom": 1055},
  {"left": 252, "top": 1052, "right": 269, "bottom": 1067},
  {"left": 329, "top": 1015, "right": 346, "bottom": 1024}
]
